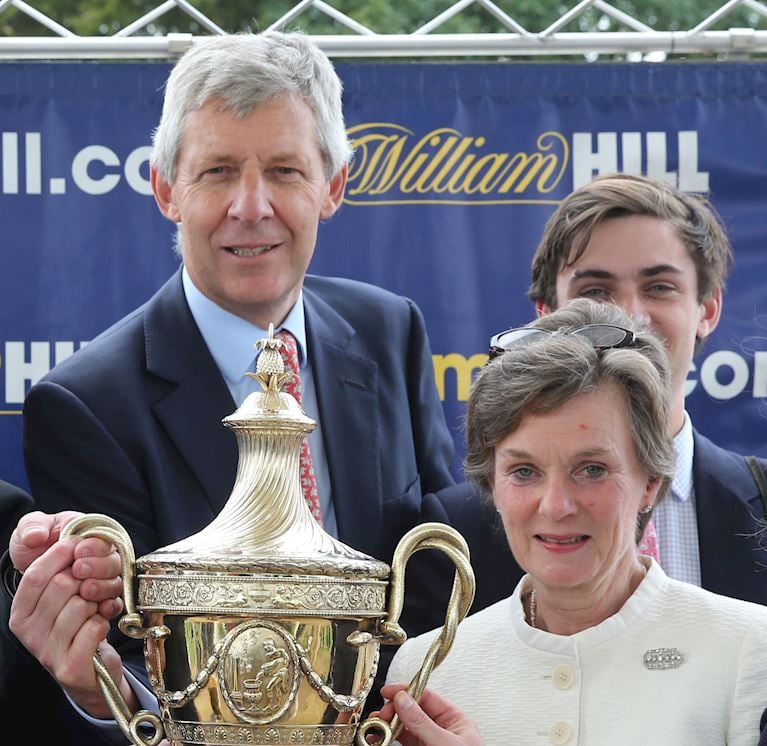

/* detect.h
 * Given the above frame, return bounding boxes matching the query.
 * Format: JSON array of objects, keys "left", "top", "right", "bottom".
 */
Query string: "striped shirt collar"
[{"left": 670, "top": 411, "right": 694, "bottom": 502}]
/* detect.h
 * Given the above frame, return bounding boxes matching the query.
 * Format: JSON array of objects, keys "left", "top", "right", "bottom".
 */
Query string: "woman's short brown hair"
[{"left": 465, "top": 299, "right": 675, "bottom": 539}]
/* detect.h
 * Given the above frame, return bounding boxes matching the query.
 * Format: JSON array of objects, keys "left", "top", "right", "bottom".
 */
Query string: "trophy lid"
[{"left": 139, "top": 326, "right": 389, "bottom": 579}]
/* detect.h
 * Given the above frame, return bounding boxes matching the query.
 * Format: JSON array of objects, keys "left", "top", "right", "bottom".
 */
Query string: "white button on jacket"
[
  {"left": 548, "top": 721, "right": 573, "bottom": 744},
  {"left": 552, "top": 664, "right": 576, "bottom": 690}
]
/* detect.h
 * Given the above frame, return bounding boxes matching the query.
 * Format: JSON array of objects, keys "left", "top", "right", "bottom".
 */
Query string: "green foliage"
[{"left": 1, "top": 1, "right": 765, "bottom": 47}]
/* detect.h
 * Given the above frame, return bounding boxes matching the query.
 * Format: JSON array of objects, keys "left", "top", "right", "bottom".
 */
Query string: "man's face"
[
  {"left": 540, "top": 214, "right": 721, "bottom": 427},
  {"left": 152, "top": 95, "right": 347, "bottom": 328}
]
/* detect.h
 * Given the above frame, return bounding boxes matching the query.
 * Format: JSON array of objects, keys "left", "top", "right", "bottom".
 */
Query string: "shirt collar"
[
  {"left": 670, "top": 411, "right": 694, "bottom": 502},
  {"left": 181, "top": 267, "right": 308, "bottom": 386}
]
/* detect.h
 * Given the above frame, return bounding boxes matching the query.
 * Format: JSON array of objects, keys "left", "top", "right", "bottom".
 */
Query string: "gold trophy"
[{"left": 63, "top": 327, "right": 475, "bottom": 746}]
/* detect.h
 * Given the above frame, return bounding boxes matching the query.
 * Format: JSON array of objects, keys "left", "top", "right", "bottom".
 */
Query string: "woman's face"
[{"left": 491, "top": 382, "right": 660, "bottom": 595}]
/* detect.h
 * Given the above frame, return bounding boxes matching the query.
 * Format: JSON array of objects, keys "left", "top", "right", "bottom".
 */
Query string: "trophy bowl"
[{"left": 62, "top": 329, "right": 474, "bottom": 746}]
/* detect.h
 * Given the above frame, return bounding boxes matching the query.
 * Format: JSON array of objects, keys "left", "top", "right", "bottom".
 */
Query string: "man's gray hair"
[
  {"left": 465, "top": 299, "right": 675, "bottom": 538},
  {"left": 152, "top": 31, "right": 353, "bottom": 183}
]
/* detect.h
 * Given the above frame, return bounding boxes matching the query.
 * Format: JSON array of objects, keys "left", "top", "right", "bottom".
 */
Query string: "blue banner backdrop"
[{"left": 2, "top": 61, "right": 766, "bottom": 491}]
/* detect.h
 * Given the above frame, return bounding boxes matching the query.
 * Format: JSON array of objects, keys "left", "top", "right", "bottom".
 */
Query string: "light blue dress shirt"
[{"left": 182, "top": 267, "right": 338, "bottom": 538}]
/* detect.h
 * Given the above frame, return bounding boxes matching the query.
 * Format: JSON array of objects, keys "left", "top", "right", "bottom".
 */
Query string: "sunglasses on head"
[{"left": 488, "top": 323, "right": 637, "bottom": 361}]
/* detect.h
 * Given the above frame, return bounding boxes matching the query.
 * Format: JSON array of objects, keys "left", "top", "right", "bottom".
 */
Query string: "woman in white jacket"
[{"left": 379, "top": 299, "right": 767, "bottom": 746}]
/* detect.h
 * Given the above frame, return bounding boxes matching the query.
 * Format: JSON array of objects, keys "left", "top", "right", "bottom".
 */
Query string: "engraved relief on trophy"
[{"left": 221, "top": 621, "right": 300, "bottom": 724}]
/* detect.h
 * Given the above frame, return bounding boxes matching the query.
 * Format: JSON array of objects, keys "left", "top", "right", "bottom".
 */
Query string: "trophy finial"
[{"left": 247, "top": 323, "right": 293, "bottom": 402}]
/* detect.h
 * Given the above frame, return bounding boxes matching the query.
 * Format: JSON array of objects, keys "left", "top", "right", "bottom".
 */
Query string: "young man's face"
[{"left": 538, "top": 214, "right": 721, "bottom": 432}]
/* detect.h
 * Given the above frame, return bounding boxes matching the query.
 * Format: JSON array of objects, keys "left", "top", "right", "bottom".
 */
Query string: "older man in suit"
[{"left": 10, "top": 31, "right": 453, "bottom": 730}]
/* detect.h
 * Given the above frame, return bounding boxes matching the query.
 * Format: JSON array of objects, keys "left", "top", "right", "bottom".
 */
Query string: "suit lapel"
[
  {"left": 304, "top": 286, "right": 381, "bottom": 552},
  {"left": 144, "top": 271, "right": 239, "bottom": 515},
  {"left": 693, "top": 430, "right": 764, "bottom": 598}
]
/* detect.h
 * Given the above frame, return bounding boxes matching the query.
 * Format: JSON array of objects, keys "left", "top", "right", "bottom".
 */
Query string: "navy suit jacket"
[
  {"left": 0, "top": 479, "right": 32, "bottom": 552},
  {"left": 21, "top": 269, "right": 454, "bottom": 718},
  {"left": 22, "top": 269, "right": 455, "bottom": 566},
  {"left": 404, "top": 429, "right": 767, "bottom": 638}
]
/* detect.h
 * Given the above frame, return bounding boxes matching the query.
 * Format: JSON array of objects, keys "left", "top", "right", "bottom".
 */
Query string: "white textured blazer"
[{"left": 387, "top": 559, "right": 767, "bottom": 745}]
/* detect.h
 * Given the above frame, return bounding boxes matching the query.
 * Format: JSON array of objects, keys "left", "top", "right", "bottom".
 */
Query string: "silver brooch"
[{"left": 643, "top": 647, "right": 684, "bottom": 670}]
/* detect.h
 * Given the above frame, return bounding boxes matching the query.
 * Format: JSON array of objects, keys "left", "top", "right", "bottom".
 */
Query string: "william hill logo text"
[
  {"left": 1, "top": 128, "right": 706, "bottom": 200},
  {"left": 345, "top": 124, "right": 708, "bottom": 204},
  {"left": 1, "top": 341, "right": 765, "bottom": 407}
]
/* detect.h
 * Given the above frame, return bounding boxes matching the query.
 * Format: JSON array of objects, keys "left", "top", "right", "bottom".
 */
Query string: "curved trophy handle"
[
  {"left": 356, "top": 522, "right": 475, "bottom": 746},
  {"left": 61, "top": 514, "right": 168, "bottom": 746}
]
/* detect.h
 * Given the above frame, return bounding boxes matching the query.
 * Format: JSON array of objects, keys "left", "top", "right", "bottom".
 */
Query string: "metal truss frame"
[{"left": 1, "top": 0, "right": 767, "bottom": 59}]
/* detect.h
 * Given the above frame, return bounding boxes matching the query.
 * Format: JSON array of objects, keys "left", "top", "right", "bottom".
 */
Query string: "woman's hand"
[{"left": 375, "top": 683, "right": 484, "bottom": 746}]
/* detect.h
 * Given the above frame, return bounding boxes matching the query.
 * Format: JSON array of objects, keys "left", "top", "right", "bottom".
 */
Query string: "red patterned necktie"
[
  {"left": 275, "top": 330, "right": 323, "bottom": 525},
  {"left": 638, "top": 518, "right": 660, "bottom": 563}
]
